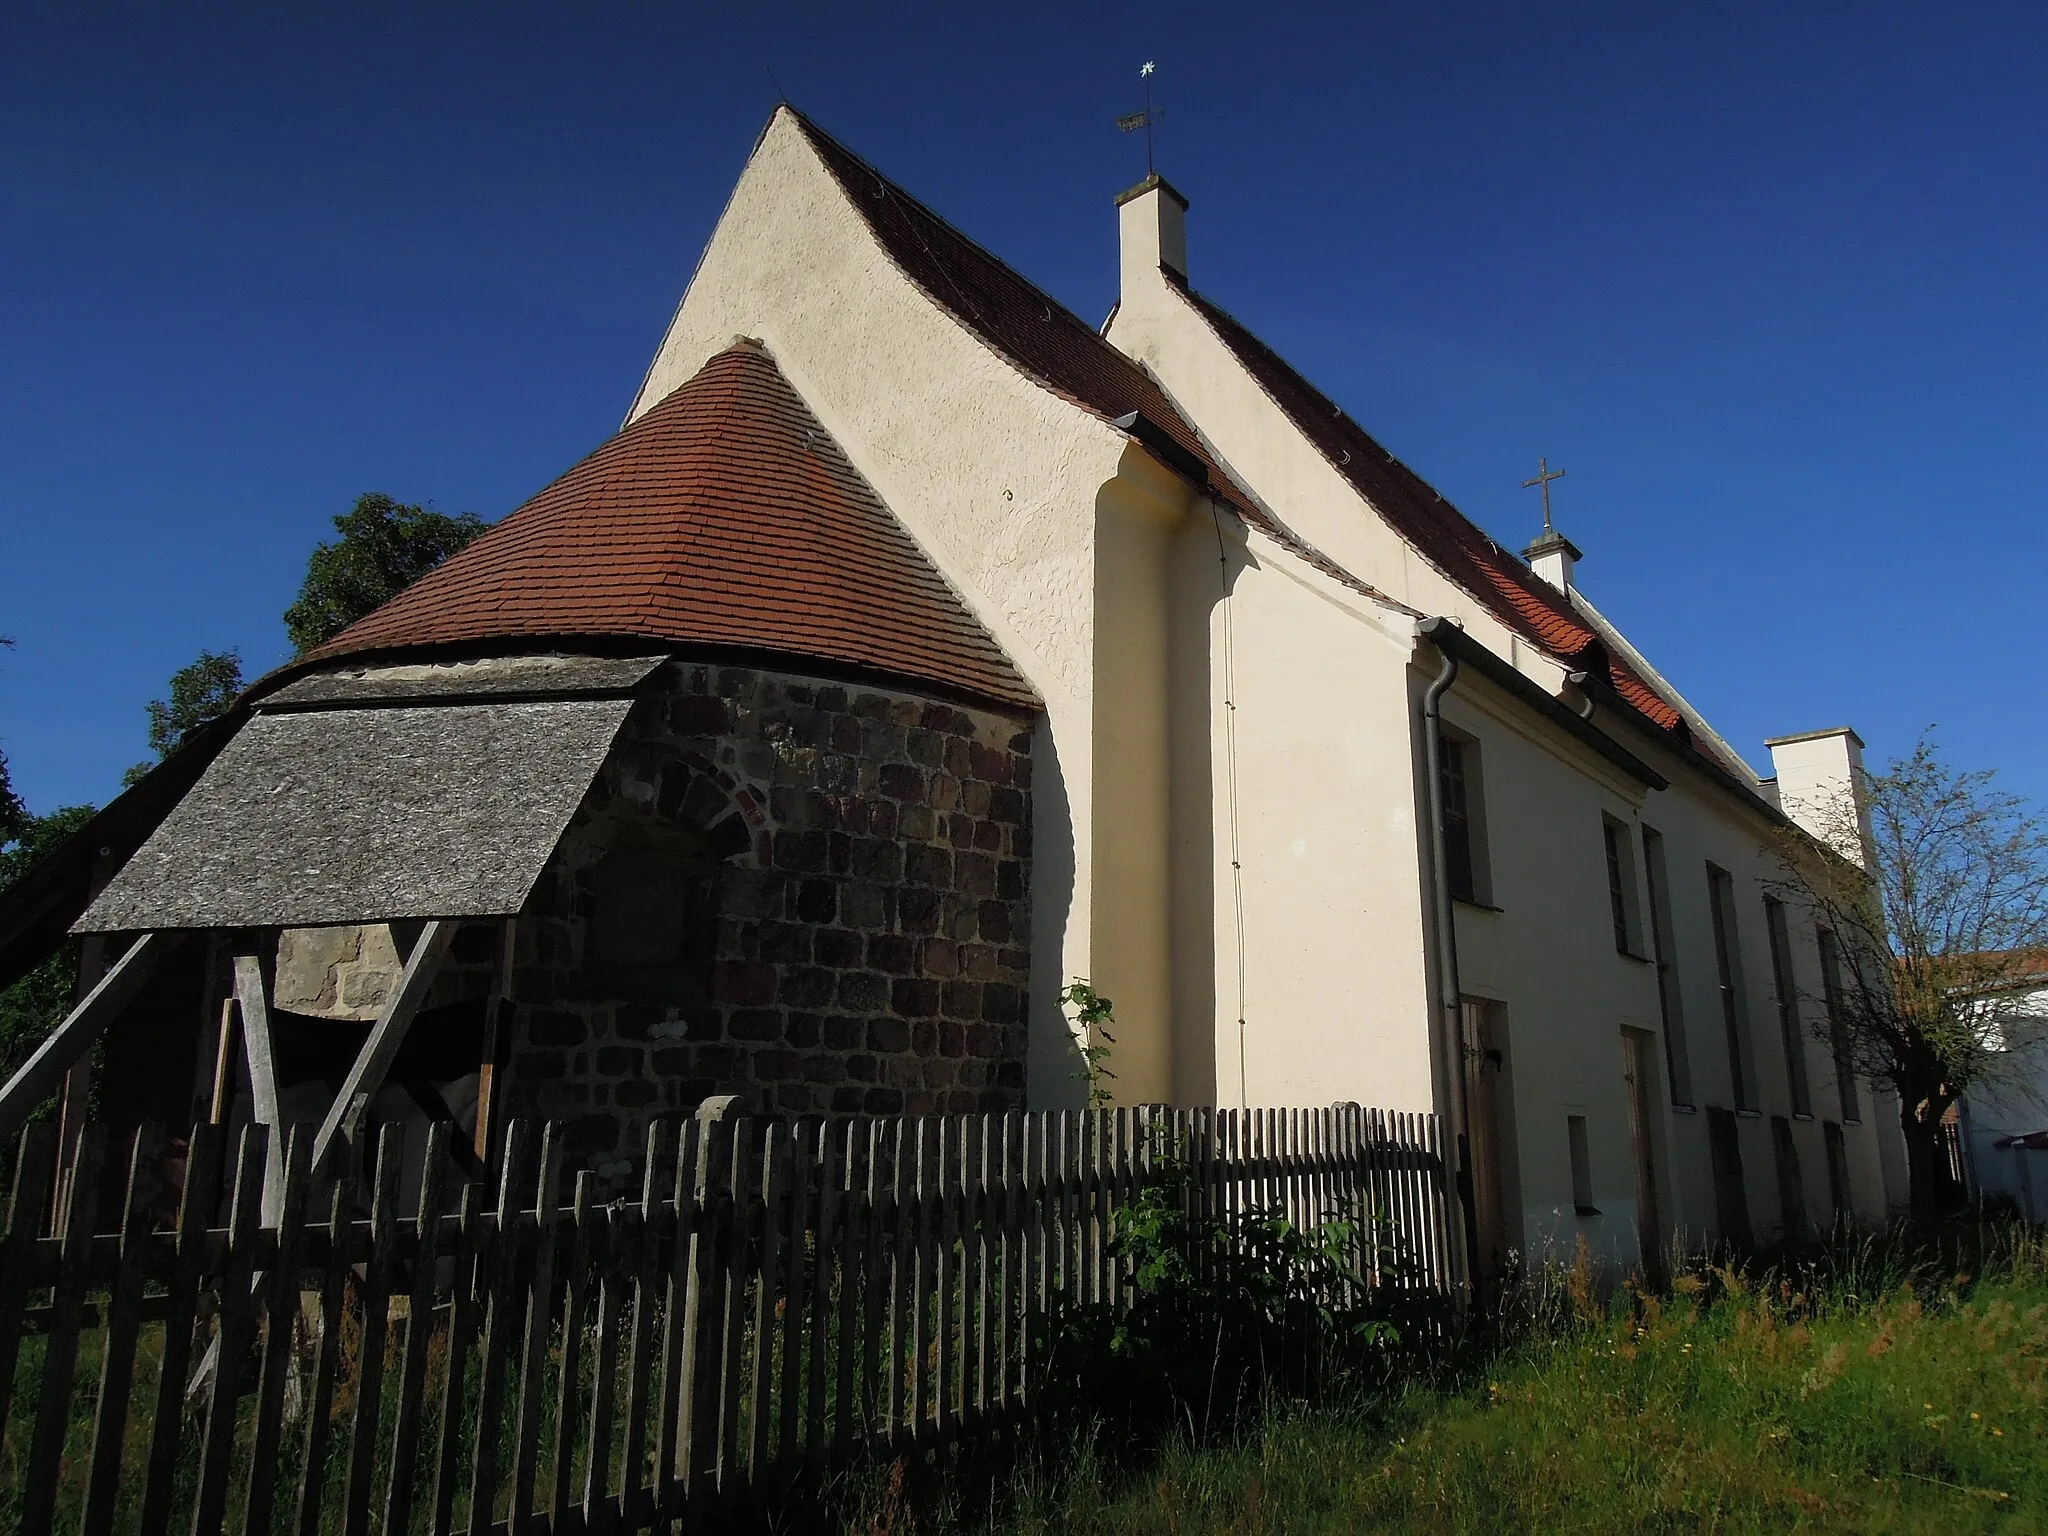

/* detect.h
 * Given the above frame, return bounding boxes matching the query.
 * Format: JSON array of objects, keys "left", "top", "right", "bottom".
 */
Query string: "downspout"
[
  {"left": 1567, "top": 670, "right": 1596, "bottom": 720},
  {"left": 1417, "top": 618, "right": 1477, "bottom": 1295}
]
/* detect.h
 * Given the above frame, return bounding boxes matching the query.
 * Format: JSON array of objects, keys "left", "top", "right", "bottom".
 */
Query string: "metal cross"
[
  {"left": 1522, "top": 456, "right": 1567, "bottom": 533},
  {"left": 1116, "top": 60, "right": 1165, "bottom": 176}
]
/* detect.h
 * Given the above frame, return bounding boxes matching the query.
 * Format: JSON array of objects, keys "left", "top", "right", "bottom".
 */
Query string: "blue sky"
[{"left": 3, "top": 3, "right": 2043, "bottom": 815}]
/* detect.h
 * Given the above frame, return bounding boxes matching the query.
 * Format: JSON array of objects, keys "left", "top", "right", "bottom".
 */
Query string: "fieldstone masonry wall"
[{"left": 499, "top": 662, "right": 1035, "bottom": 1163}]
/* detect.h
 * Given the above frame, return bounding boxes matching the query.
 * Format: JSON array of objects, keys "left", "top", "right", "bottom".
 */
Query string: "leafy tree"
[
  {"left": 0, "top": 803, "right": 98, "bottom": 1108},
  {"left": 284, "top": 492, "right": 487, "bottom": 653},
  {"left": 1772, "top": 731, "right": 2048, "bottom": 1228},
  {"left": 0, "top": 640, "right": 24, "bottom": 846},
  {"left": 123, "top": 648, "right": 244, "bottom": 786},
  {"left": 0, "top": 748, "right": 22, "bottom": 848}
]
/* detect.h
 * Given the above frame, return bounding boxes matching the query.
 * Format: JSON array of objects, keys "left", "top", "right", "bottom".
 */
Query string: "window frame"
[
  {"left": 1706, "top": 863, "right": 1757, "bottom": 1111},
  {"left": 1641, "top": 826, "right": 1693, "bottom": 1106},
  {"left": 1763, "top": 896, "right": 1813, "bottom": 1116},
  {"left": 1601, "top": 815, "right": 1648, "bottom": 959},
  {"left": 1567, "top": 1113, "right": 1598, "bottom": 1215},
  {"left": 1816, "top": 927, "right": 1862, "bottom": 1123},
  {"left": 1437, "top": 730, "right": 1491, "bottom": 907}
]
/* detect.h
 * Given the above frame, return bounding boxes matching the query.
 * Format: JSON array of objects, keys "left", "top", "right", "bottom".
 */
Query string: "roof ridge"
[
  {"left": 779, "top": 107, "right": 1105, "bottom": 368},
  {"left": 1168, "top": 275, "right": 1699, "bottom": 739},
  {"left": 779, "top": 109, "right": 1285, "bottom": 535}
]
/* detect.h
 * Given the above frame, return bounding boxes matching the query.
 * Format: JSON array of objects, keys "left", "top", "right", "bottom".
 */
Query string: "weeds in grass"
[{"left": 835, "top": 1219, "right": 2048, "bottom": 1534}]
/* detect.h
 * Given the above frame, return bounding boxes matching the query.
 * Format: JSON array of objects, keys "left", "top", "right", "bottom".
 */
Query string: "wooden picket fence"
[{"left": 0, "top": 1104, "right": 1454, "bottom": 1533}]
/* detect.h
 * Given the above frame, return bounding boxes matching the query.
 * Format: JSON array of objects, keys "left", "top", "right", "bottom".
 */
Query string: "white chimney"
[
  {"left": 1523, "top": 527, "right": 1582, "bottom": 592},
  {"left": 1766, "top": 726, "right": 1876, "bottom": 869},
  {"left": 1117, "top": 174, "right": 1188, "bottom": 301}
]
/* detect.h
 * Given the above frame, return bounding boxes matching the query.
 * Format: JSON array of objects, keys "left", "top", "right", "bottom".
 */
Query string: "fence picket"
[
  {"left": 886, "top": 1119, "right": 912, "bottom": 1445},
  {"left": 510, "top": 1123, "right": 567, "bottom": 1526},
  {"left": 551, "top": 1169, "right": 597, "bottom": 1527},
  {"left": 0, "top": 1123, "right": 58, "bottom": 1464},
  {"left": 829, "top": 1120, "right": 863, "bottom": 1462},
  {"left": 933, "top": 1116, "right": 955, "bottom": 1441},
  {"left": 673, "top": 1111, "right": 722, "bottom": 1506},
  {"left": 342, "top": 1125, "right": 405, "bottom": 1536},
  {"left": 20, "top": 1123, "right": 104, "bottom": 1535},
  {"left": 1, "top": 1102, "right": 1456, "bottom": 1534},
  {"left": 713, "top": 1115, "right": 754, "bottom": 1496},
  {"left": 189, "top": 1125, "right": 263, "bottom": 1536},
  {"left": 998, "top": 1111, "right": 1021, "bottom": 1410},
  {"left": 466, "top": 1117, "right": 533, "bottom": 1534},
  {"left": 650, "top": 1116, "right": 697, "bottom": 1522},
  {"left": 619, "top": 1118, "right": 674, "bottom": 1531},
  {"left": 774, "top": 1119, "right": 810, "bottom": 1486},
  {"left": 241, "top": 1127, "right": 313, "bottom": 1536},
  {"left": 430, "top": 1180, "right": 485, "bottom": 1535},
  {"left": 910, "top": 1118, "right": 934, "bottom": 1441},
  {"left": 583, "top": 1193, "right": 627, "bottom": 1530},
  {"left": 746, "top": 1121, "right": 785, "bottom": 1496},
  {"left": 804, "top": 1120, "right": 839, "bottom": 1484},
  {"left": 80, "top": 1123, "right": 164, "bottom": 1536},
  {"left": 973, "top": 1113, "right": 993, "bottom": 1420}
]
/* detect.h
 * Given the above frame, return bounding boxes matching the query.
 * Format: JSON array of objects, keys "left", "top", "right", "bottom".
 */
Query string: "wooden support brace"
[
  {"left": 0, "top": 933, "right": 166, "bottom": 1146},
  {"left": 309, "top": 920, "right": 454, "bottom": 1175},
  {"left": 474, "top": 917, "right": 516, "bottom": 1166},
  {"left": 232, "top": 953, "right": 287, "bottom": 1223},
  {"left": 208, "top": 997, "right": 240, "bottom": 1127}
]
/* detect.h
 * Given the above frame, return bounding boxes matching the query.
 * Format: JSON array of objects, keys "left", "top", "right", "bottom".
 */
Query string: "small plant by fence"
[{"left": 0, "top": 1103, "right": 1453, "bottom": 1533}]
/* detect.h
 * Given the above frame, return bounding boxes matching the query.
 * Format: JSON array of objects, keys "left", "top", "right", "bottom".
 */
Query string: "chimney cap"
[
  {"left": 1764, "top": 726, "right": 1866, "bottom": 750},
  {"left": 1115, "top": 172, "right": 1189, "bottom": 211},
  {"left": 1522, "top": 526, "right": 1583, "bottom": 564}
]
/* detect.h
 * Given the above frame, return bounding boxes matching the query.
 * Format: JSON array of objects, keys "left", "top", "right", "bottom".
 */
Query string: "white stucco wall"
[
  {"left": 1107, "top": 223, "right": 1901, "bottom": 1257},
  {"left": 1190, "top": 526, "right": 1436, "bottom": 1111},
  {"left": 628, "top": 111, "right": 1234, "bottom": 1107}
]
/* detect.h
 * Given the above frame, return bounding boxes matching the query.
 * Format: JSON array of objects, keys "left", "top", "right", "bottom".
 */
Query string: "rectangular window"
[
  {"left": 1706, "top": 1107, "right": 1752, "bottom": 1250},
  {"left": 1642, "top": 827, "right": 1692, "bottom": 1105},
  {"left": 1771, "top": 1115, "right": 1809, "bottom": 1244},
  {"left": 1764, "top": 898, "right": 1812, "bottom": 1115},
  {"left": 1817, "top": 928, "right": 1861, "bottom": 1123},
  {"left": 1707, "top": 865, "right": 1756, "bottom": 1110},
  {"left": 1567, "top": 1114, "right": 1596, "bottom": 1214},
  {"left": 1823, "top": 1120, "right": 1852, "bottom": 1227},
  {"left": 1439, "top": 735, "right": 1480, "bottom": 905},
  {"left": 1602, "top": 816, "right": 1644, "bottom": 956}
]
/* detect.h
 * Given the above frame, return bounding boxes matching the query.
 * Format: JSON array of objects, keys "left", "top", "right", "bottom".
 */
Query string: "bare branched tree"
[{"left": 1771, "top": 731, "right": 2048, "bottom": 1227}]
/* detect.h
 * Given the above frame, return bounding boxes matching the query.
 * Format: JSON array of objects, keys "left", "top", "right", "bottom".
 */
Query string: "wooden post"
[
  {"left": 208, "top": 996, "right": 239, "bottom": 1126},
  {"left": 0, "top": 932, "right": 166, "bottom": 1145},
  {"left": 234, "top": 951, "right": 287, "bottom": 1222},
  {"left": 475, "top": 918, "right": 515, "bottom": 1166},
  {"left": 310, "top": 919, "right": 455, "bottom": 1174}
]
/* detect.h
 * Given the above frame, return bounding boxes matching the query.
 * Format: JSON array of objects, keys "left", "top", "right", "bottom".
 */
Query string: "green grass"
[{"left": 853, "top": 1228, "right": 2048, "bottom": 1535}]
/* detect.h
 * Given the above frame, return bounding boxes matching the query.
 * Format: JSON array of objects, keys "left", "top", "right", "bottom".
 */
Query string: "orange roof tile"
[{"left": 302, "top": 341, "right": 1037, "bottom": 712}]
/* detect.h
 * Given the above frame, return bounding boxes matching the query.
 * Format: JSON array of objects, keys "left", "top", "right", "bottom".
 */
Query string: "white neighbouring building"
[{"left": 5, "top": 106, "right": 1907, "bottom": 1287}]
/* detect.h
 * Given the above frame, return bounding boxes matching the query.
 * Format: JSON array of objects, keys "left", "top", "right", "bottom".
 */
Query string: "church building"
[{"left": 0, "top": 107, "right": 1905, "bottom": 1280}]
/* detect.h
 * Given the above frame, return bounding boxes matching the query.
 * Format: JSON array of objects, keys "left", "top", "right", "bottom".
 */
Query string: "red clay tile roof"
[
  {"left": 1170, "top": 276, "right": 1695, "bottom": 739},
  {"left": 301, "top": 341, "right": 1037, "bottom": 712}
]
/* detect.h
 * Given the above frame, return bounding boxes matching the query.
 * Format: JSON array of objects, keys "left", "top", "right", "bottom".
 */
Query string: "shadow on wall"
[{"left": 1027, "top": 710, "right": 1081, "bottom": 1107}]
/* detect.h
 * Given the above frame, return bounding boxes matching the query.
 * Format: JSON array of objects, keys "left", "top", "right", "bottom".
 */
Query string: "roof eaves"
[{"left": 1420, "top": 618, "right": 1668, "bottom": 791}]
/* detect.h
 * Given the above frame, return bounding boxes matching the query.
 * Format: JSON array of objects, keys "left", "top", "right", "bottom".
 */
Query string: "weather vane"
[
  {"left": 1116, "top": 60, "right": 1165, "bottom": 176},
  {"left": 1522, "top": 456, "right": 1567, "bottom": 533}
]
